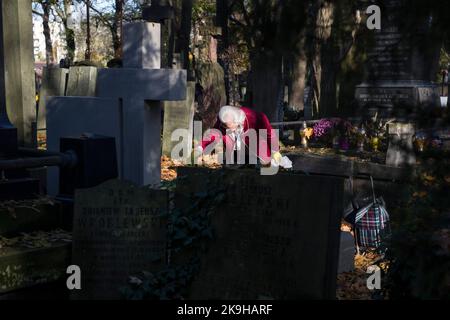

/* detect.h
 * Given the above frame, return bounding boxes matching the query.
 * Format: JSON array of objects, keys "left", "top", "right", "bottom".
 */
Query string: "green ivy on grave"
[{"left": 120, "top": 171, "right": 227, "bottom": 300}]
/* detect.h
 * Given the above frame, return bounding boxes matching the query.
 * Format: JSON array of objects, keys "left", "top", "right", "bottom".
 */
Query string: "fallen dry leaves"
[
  {"left": 336, "top": 250, "right": 385, "bottom": 300},
  {"left": 161, "top": 156, "right": 180, "bottom": 181},
  {"left": 0, "top": 229, "right": 72, "bottom": 252},
  {"left": 161, "top": 156, "right": 222, "bottom": 182},
  {"left": 37, "top": 132, "right": 47, "bottom": 150}
]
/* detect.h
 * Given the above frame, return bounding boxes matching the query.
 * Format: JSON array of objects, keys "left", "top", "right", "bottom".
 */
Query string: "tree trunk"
[
  {"left": 85, "top": 0, "right": 91, "bottom": 60},
  {"left": 166, "top": 0, "right": 180, "bottom": 68},
  {"left": 308, "top": 0, "right": 334, "bottom": 118},
  {"left": 319, "top": 49, "right": 338, "bottom": 117},
  {"left": 112, "top": 0, "right": 124, "bottom": 58},
  {"left": 42, "top": 1, "right": 54, "bottom": 65},
  {"left": 63, "top": 0, "right": 75, "bottom": 63},
  {"left": 289, "top": 32, "right": 308, "bottom": 112},
  {"left": 216, "top": 0, "right": 232, "bottom": 105},
  {"left": 311, "top": 43, "right": 322, "bottom": 118},
  {"left": 248, "top": 51, "right": 283, "bottom": 122},
  {"left": 176, "top": 0, "right": 193, "bottom": 76}
]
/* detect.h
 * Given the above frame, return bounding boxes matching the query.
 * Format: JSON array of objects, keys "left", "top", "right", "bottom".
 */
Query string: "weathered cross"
[
  {"left": 96, "top": 21, "right": 186, "bottom": 187},
  {"left": 46, "top": 17, "right": 186, "bottom": 194}
]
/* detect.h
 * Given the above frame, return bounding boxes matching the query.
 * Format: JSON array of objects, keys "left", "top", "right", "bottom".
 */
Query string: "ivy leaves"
[{"left": 121, "top": 171, "right": 227, "bottom": 300}]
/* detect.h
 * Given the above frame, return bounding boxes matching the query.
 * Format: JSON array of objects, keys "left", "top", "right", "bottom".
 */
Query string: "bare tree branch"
[
  {"left": 32, "top": 9, "right": 44, "bottom": 17},
  {"left": 79, "top": 0, "right": 114, "bottom": 30}
]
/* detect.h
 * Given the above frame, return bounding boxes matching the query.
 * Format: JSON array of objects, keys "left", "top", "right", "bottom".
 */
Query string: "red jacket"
[{"left": 200, "top": 107, "right": 276, "bottom": 163}]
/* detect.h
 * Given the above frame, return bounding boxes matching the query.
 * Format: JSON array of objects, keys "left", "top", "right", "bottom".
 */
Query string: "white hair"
[{"left": 218, "top": 106, "right": 245, "bottom": 125}]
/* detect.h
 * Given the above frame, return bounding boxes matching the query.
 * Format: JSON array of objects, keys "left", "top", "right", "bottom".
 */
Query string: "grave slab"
[{"left": 0, "top": 243, "right": 71, "bottom": 295}]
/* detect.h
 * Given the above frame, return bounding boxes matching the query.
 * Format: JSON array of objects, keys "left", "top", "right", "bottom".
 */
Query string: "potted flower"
[{"left": 313, "top": 119, "right": 338, "bottom": 148}]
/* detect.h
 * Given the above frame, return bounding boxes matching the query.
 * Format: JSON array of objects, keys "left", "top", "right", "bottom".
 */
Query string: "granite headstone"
[
  {"left": 37, "top": 67, "right": 68, "bottom": 130},
  {"left": 355, "top": 0, "right": 441, "bottom": 116},
  {"left": 175, "top": 167, "right": 344, "bottom": 299},
  {"left": 71, "top": 179, "right": 168, "bottom": 300},
  {"left": 162, "top": 81, "right": 195, "bottom": 161},
  {"left": 66, "top": 66, "right": 97, "bottom": 97}
]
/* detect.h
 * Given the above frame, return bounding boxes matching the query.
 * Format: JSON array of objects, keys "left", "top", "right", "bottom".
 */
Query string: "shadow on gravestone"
[
  {"left": 173, "top": 167, "right": 344, "bottom": 300},
  {"left": 71, "top": 179, "right": 168, "bottom": 300}
]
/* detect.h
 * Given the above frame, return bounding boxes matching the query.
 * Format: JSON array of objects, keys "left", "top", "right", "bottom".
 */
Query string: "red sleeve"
[
  {"left": 257, "top": 112, "right": 277, "bottom": 162},
  {"left": 201, "top": 118, "right": 221, "bottom": 150}
]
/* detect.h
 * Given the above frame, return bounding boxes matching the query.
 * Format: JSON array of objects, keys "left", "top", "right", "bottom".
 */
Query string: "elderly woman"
[{"left": 197, "top": 105, "right": 291, "bottom": 168}]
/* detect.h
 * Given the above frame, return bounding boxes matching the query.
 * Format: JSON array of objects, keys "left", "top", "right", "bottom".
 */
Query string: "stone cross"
[
  {"left": 96, "top": 22, "right": 186, "bottom": 186},
  {"left": 46, "top": 22, "right": 186, "bottom": 195}
]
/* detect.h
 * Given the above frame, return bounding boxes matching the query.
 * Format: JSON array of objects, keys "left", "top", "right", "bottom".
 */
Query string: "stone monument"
[
  {"left": 1, "top": 0, "right": 36, "bottom": 147},
  {"left": 0, "top": 0, "right": 17, "bottom": 157},
  {"left": 47, "top": 19, "right": 186, "bottom": 195},
  {"left": 355, "top": 0, "right": 442, "bottom": 117},
  {"left": 72, "top": 179, "right": 168, "bottom": 300}
]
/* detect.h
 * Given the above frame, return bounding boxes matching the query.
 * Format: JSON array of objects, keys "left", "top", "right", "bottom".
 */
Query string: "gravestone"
[
  {"left": 386, "top": 122, "right": 416, "bottom": 167},
  {"left": 66, "top": 66, "right": 97, "bottom": 96},
  {"left": 162, "top": 81, "right": 195, "bottom": 160},
  {"left": 1, "top": 0, "right": 36, "bottom": 147},
  {"left": 37, "top": 67, "right": 69, "bottom": 130},
  {"left": 175, "top": 167, "right": 344, "bottom": 299},
  {"left": 355, "top": 0, "right": 441, "bottom": 117},
  {"left": 46, "top": 20, "right": 186, "bottom": 193},
  {"left": 0, "top": 1, "right": 17, "bottom": 157},
  {"left": 72, "top": 179, "right": 168, "bottom": 300}
]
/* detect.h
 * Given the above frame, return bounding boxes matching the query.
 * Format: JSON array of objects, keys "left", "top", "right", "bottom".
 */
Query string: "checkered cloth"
[{"left": 354, "top": 201, "right": 390, "bottom": 249}]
